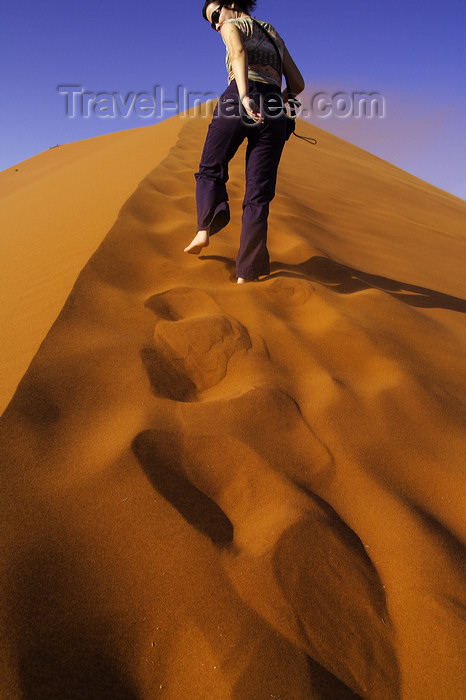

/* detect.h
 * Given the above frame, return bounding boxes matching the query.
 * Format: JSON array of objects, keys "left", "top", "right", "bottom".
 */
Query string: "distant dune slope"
[
  {"left": 0, "top": 119, "right": 186, "bottom": 411},
  {"left": 0, "top": 114, "right": 465, "bottom": 699}
]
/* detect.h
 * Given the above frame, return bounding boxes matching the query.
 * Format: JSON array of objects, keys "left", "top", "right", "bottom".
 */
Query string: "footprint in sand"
[
  {"left": 259, "top": 276, "right": 314, "bottom": 307},
  {"left": 132, "top": 429, "right": 234, "bottom": 548},
  {"left": 141, "top": 287, "right": 252, "bottom": 401},
  {"left": 272, "top": 496, "right": 400, "bottom": 699}
]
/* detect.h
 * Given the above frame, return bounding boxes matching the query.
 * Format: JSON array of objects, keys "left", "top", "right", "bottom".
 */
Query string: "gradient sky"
[{"left": 1, "top": 0, "right": 465, "bottom": 199}]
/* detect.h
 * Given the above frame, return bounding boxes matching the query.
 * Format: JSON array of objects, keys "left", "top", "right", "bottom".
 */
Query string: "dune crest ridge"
[{"left": 0, "top": 113, "right": 465, "bottom": 699}]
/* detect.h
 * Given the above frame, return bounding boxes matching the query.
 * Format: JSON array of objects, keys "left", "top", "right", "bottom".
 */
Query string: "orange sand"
[{"left": 0, "top": 111, "right": 465, "bottom": 699}]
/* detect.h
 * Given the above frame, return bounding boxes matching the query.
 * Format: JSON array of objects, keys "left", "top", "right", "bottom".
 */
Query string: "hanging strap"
[
  {"left": 251, "top": 18, "right": 317, "bottom": 145},
  {"left": 291, "top": 132, "right": 318, "bottom": 145}
]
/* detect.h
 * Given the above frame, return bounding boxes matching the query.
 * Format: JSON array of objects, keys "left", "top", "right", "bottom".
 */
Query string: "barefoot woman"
[{"left": 184, "top": 1, "right": 304, "bottom": 284}]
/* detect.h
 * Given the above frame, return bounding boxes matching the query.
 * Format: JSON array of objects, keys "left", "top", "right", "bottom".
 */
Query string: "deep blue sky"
[{"left": 1, "top": 0, "right": 465, "bottom": 198}]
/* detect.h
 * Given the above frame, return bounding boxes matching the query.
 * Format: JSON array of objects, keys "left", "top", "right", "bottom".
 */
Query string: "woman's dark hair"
[{"left": 202, "top": 1, "right": 257, "bottom": 21}]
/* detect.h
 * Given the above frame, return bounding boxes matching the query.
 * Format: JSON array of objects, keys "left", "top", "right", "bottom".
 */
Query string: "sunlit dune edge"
[
  {"left": 0, "top": 117, "right": 187, "bottom": 411},
  {"left": 0, "top": 110, "right": 465, "bottom": 699}
]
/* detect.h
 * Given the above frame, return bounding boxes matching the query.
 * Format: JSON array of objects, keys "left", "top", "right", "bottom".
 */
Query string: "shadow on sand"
[{"left": 199, "top": 254, "right": 466, "bottom": 314}]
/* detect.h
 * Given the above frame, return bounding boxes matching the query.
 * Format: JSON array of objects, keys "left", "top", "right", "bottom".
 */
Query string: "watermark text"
[{"left": 57, "top": 84, "right": 385, "bottom": 119}]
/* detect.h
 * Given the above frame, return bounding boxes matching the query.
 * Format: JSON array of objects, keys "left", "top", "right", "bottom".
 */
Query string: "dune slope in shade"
[{"left": 0, "top": 114, "right": 465, "bottom": 699}]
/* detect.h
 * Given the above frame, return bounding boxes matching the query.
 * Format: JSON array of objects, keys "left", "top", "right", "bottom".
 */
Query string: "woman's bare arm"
[{"left": 220, "top": 23, "right": 248, "bottom": 99}]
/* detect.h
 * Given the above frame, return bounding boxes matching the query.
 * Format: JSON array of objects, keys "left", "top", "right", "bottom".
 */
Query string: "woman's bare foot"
[
  {"left": 184, "top": 230, "right": 209, "bottom": 255},
  {"left": 237, "top": 277, "right": 259, "bottom": 284}
]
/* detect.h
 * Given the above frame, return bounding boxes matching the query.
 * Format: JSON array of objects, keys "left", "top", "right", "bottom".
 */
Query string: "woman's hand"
[{"left": 241, "top": 96, "right": 264, "bottom": 123}]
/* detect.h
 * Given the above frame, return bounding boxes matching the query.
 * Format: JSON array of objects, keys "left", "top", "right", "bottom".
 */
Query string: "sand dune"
[
  {"left": 0, "top": 119, "right": 186, "bottom": 413},
  {"left": 0, "top": 111, "right": 465, "bottom": 699}
]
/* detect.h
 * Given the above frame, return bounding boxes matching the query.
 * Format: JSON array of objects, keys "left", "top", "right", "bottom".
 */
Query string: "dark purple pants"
[{"left": 195, "top": 79, "right": 287, "bottom": 279}]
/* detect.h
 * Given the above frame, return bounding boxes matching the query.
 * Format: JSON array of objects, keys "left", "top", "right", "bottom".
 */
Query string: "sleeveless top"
[{"left": 221, "top": 17, "right": 285, "bottom": 88}]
